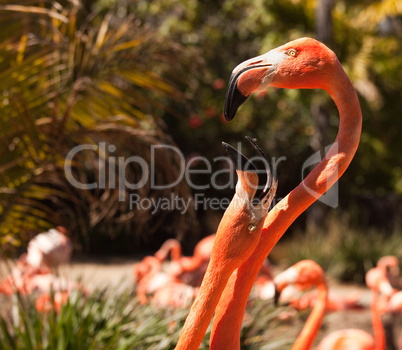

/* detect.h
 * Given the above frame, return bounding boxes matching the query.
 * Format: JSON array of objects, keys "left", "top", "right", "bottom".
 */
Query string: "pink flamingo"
[
  {"left": 134, "top": 255, "right": 177, "bottom": 305},
  {"left": 0, "top": 227, "right": 77, "bottom": 315},
  {"left": 281, "top": 287, "right": 363, "bottom": 312},
  {"left": 175, "top": 137, "right": 277, "bottom": 349},
  {"left": 144, "top": 235, "right": 216, "bottom": 308},
  {"left": 133, "top": 235, "right": 215, "bottom": 305},
  {"left": 25, "top": 226, "right": 72, "bottom": 270},
  {"left": 151, "top": 281, "right": 198, "bottom": 309},
  {"left": 274, "top": 260, "right": 392, "bottom": 350},
  {"left": 35, "top": 291, "right": 69, "bottom": 313},
  {"left": 0, "top": 227, "right": 72, "bottom": 295},
  {"left": 154, "top": 234, "right": 216, "bottom": 286},
  {"left": 175, "top": 37, "right": 362, "bottom": 349},
  {"left": 209, "top": 37, "right": 362, "bottom": 348},
  {"left": 136, "top": 235, "right": 275, "bottom": 306},
  {"left": 377, "top": 255, "right": 401, "bottom": 289}
]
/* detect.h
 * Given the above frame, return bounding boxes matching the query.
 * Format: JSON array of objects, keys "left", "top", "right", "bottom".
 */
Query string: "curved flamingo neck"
[
  {"left": 211, "top": 65, "right": 362, "bottom": 349},
  {"left": 180, "top": 256, "right": 203, "bottom": 272},
  {"left": 371, "top": 291, "right": 386, "bottom": 350},
  {"left": 155, "top": 239, "right": 182, "bottom": 262},
  {"left": 292, "top": 283, "right": 328, "bottom": 350}
]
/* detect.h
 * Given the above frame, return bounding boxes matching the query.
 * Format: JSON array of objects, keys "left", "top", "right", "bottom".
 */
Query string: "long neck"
[
  {"left": 176, "top": 201, "right": 262, "bottom": 350},
  {"left": 371, "top": 291, "right": 386, "bottom": 350},
  {"left": 174, "top": 258, "right": 235, "bottom": 350},
  {"left": 210, "top": 68, "right": 362, "bottom": 349},
  {"left": 292, "top": 283, "right": 328, "bottom": 350},
  {"left": 154, "top": 239, "right": 182, "bottom": 262},
  {"left": 180, "top": 256, "right": 203, "bottom": 272}
]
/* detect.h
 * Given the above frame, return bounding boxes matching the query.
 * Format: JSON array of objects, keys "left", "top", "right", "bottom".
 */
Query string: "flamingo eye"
[
  {"left": 248, "top": 223, "right": 257, "bottom": 232},
  {"left": 287, "top": 49, "right": 297, "bottom": 57}
]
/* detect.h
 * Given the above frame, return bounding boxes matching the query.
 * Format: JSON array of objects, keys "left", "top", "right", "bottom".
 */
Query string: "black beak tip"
[
  {"left": 224, "top": 78, "right": 249, "bottom": 122},
  {"left": 223, "top": 110, "right": 234, "bottom": 122},
  {"left": 274, "top": 285, "right": 281, "bottom": 306},
  {"left": 222, "top": 142, "right": 256, "bottom": 172}
]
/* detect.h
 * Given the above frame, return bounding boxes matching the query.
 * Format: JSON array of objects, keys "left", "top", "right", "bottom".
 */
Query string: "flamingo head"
[
  {"left": 377, "top": 255, "right": 400, "bottom": 277},
  {"left": 224, "top": 37, "right": 339, "bottom": 121},
  {"left": 56, "top": 226, "right": 68, "bottom": 236},
  {"left": 365, "top": 267, "right": 394, "bottom": 297},
  {"left": 274, "top": 260, "right": 326, "bottom": 305},
  {"left": 211, "top": 137, "right": 277, "bottom": 268}
]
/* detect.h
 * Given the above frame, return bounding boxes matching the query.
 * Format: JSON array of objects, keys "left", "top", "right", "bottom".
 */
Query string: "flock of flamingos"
[
  {"left": 0, "top": 227, "right": 401, "bottom": 348},
  {"left": 1, "top": 37, "right": 401, "bottom": 349}
]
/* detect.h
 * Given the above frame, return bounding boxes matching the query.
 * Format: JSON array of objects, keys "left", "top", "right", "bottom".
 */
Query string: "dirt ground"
[{"left": 1, "top": 257, "right": 401, "bottom": 348}]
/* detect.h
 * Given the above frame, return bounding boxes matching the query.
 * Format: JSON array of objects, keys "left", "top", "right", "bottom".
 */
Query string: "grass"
[
  {"left": 2, "top": 219, "right": 398, "bottom": 348},
  {"left": 0, "top": 287, "right": 298, "bottom": 350},
  {"left": 0, "top": 290, "right": 186, "bottom": 350}
]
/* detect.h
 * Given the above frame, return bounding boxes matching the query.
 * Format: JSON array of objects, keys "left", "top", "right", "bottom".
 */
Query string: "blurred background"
[{"left": 0, "top": 0, "right": 401, "bottom": 282}]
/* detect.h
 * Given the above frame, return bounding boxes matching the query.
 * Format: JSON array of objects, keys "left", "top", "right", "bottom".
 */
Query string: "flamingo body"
[
  {"left": 377, "top": 255, "right": 401, "bottom": 289},
  {"left": 387, "top": 291, "right": 402, "bottom": 313},
  {"left": 151, "top": 282, "right": 197, "bottom": 308},
  {"left": 134, "top": 235, "right": 215, "bottom": 305},
  {"left": 26, "top": 227, "right": 72, "bottom": 269},
  {"left": 175, "top": 37, "right": 362, "bottom": 349},
  {"left": 175, "top": 139, "right": 277, "bottom": 350},
  {"left": 316, "top": 329, "right": 374, "bottom": 350},
  {"left": 210, "top": 37, "right": 362, "bottom": 349},
  {"left": 275, "top": 261, "right": 388, "bottom": 350}
]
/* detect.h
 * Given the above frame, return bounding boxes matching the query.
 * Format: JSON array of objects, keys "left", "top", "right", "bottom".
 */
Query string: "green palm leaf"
[{"left": 0, "top": 1, "right": 196, "bottom": 252}]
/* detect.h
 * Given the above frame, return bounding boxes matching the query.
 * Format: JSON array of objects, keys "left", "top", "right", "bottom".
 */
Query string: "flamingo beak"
[
  {"left": 222, "top": 140, "right": 259, "bottom": 201},
  {"left": 223, "top": 50, "right": 288, "bottom": 121},
  {"left": 222, "top": 137, "right": 277, "bottom": 213},
  {"left": 274, "top": 285, "right": 281, "bottom": 306},
  {"left": 273, "top": 266, "right": 300, "bottom": 305},
  {"left": 224, "top": 61, "right": 271, "bottom": 122}
]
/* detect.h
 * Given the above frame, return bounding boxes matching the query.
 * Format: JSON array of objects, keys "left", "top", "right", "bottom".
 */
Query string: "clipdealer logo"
[{"left": 64, "top": 142, "right": 338, "bottom": 213}]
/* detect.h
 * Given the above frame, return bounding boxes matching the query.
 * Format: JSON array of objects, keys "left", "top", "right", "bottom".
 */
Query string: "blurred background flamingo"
[
  {"left": 0, "top": 227, "right": 76, "bottom": 313},
  {"left": 274, "top": 259, "right": 396, "bottom": 349}
]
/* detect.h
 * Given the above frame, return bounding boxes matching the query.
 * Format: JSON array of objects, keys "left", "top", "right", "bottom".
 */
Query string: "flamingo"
[
  {"left": 207, "top": 37, "right": 362, "bottom": 348},
  {"left": 134, "top": 256, "right": 177, "bottom": 305},
  {"left": 377, "top": 255, "right": 401, "bottom": 289},
  {"left": 316, "top": 266, "right": 394, "bottom": 350},
  {"left": 274, "top": 260, "right": 392, "bottom": 350},
  {"left": 0, "top": 227, "right": 78, "bottom": 315},
  {"left": 366, "top": 266, "right": 395, "bottom": 301},
  {"left": 175, "top": 137, "right": 278, "bottom": 349},
  {"left": 384, "top": 286, "right": 402, "bottom": 349},
  {"left": 136, "top": 235, "right": 274, "bottom": 307},
  {"left": 0, "top": 226, "right": 73, "bottom": 295},
  {"left": 280, "top": 287, "right": 363, "bottom": 312},
  {"left": 35, "top": 290, "right": 70, "bottom": 313},
  {"left": 387, "top": 291, "right": 402, "bottom": 313},
  {"left": 151, "top": 281, "right": 198, "bottom": 308},
  {"left": 134, "top": 234, "right": 215, "bottom": 305},
  {"left": 25, "top": 226, "right": 72, "bottom": 270},
  {"left": 154, "top": 234, "right": 216, "bottom": 286}
]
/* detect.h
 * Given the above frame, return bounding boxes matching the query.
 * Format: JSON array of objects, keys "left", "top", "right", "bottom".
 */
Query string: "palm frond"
[{"left": 0, "top": 1, "right": 197, "bottom": 252}]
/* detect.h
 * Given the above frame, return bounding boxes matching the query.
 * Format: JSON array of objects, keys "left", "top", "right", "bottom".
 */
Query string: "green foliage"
[
  {"left": 241, "top": 299, "right": 296, "bottom": 350},
  {"left": 128, "top": 0, "right": 402, "bottom": 220},
  {"left": 0, "top": 288, "right": 297, "bottom": 350},
  {"left": 0, "top": 290, "right": 185, "bottom": 350},
  {"left": 0, "top": 0, "right": 197, "bottom": 252},
  {"left": 1, "top": 0, "right": 401, "bottom": 252}
]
